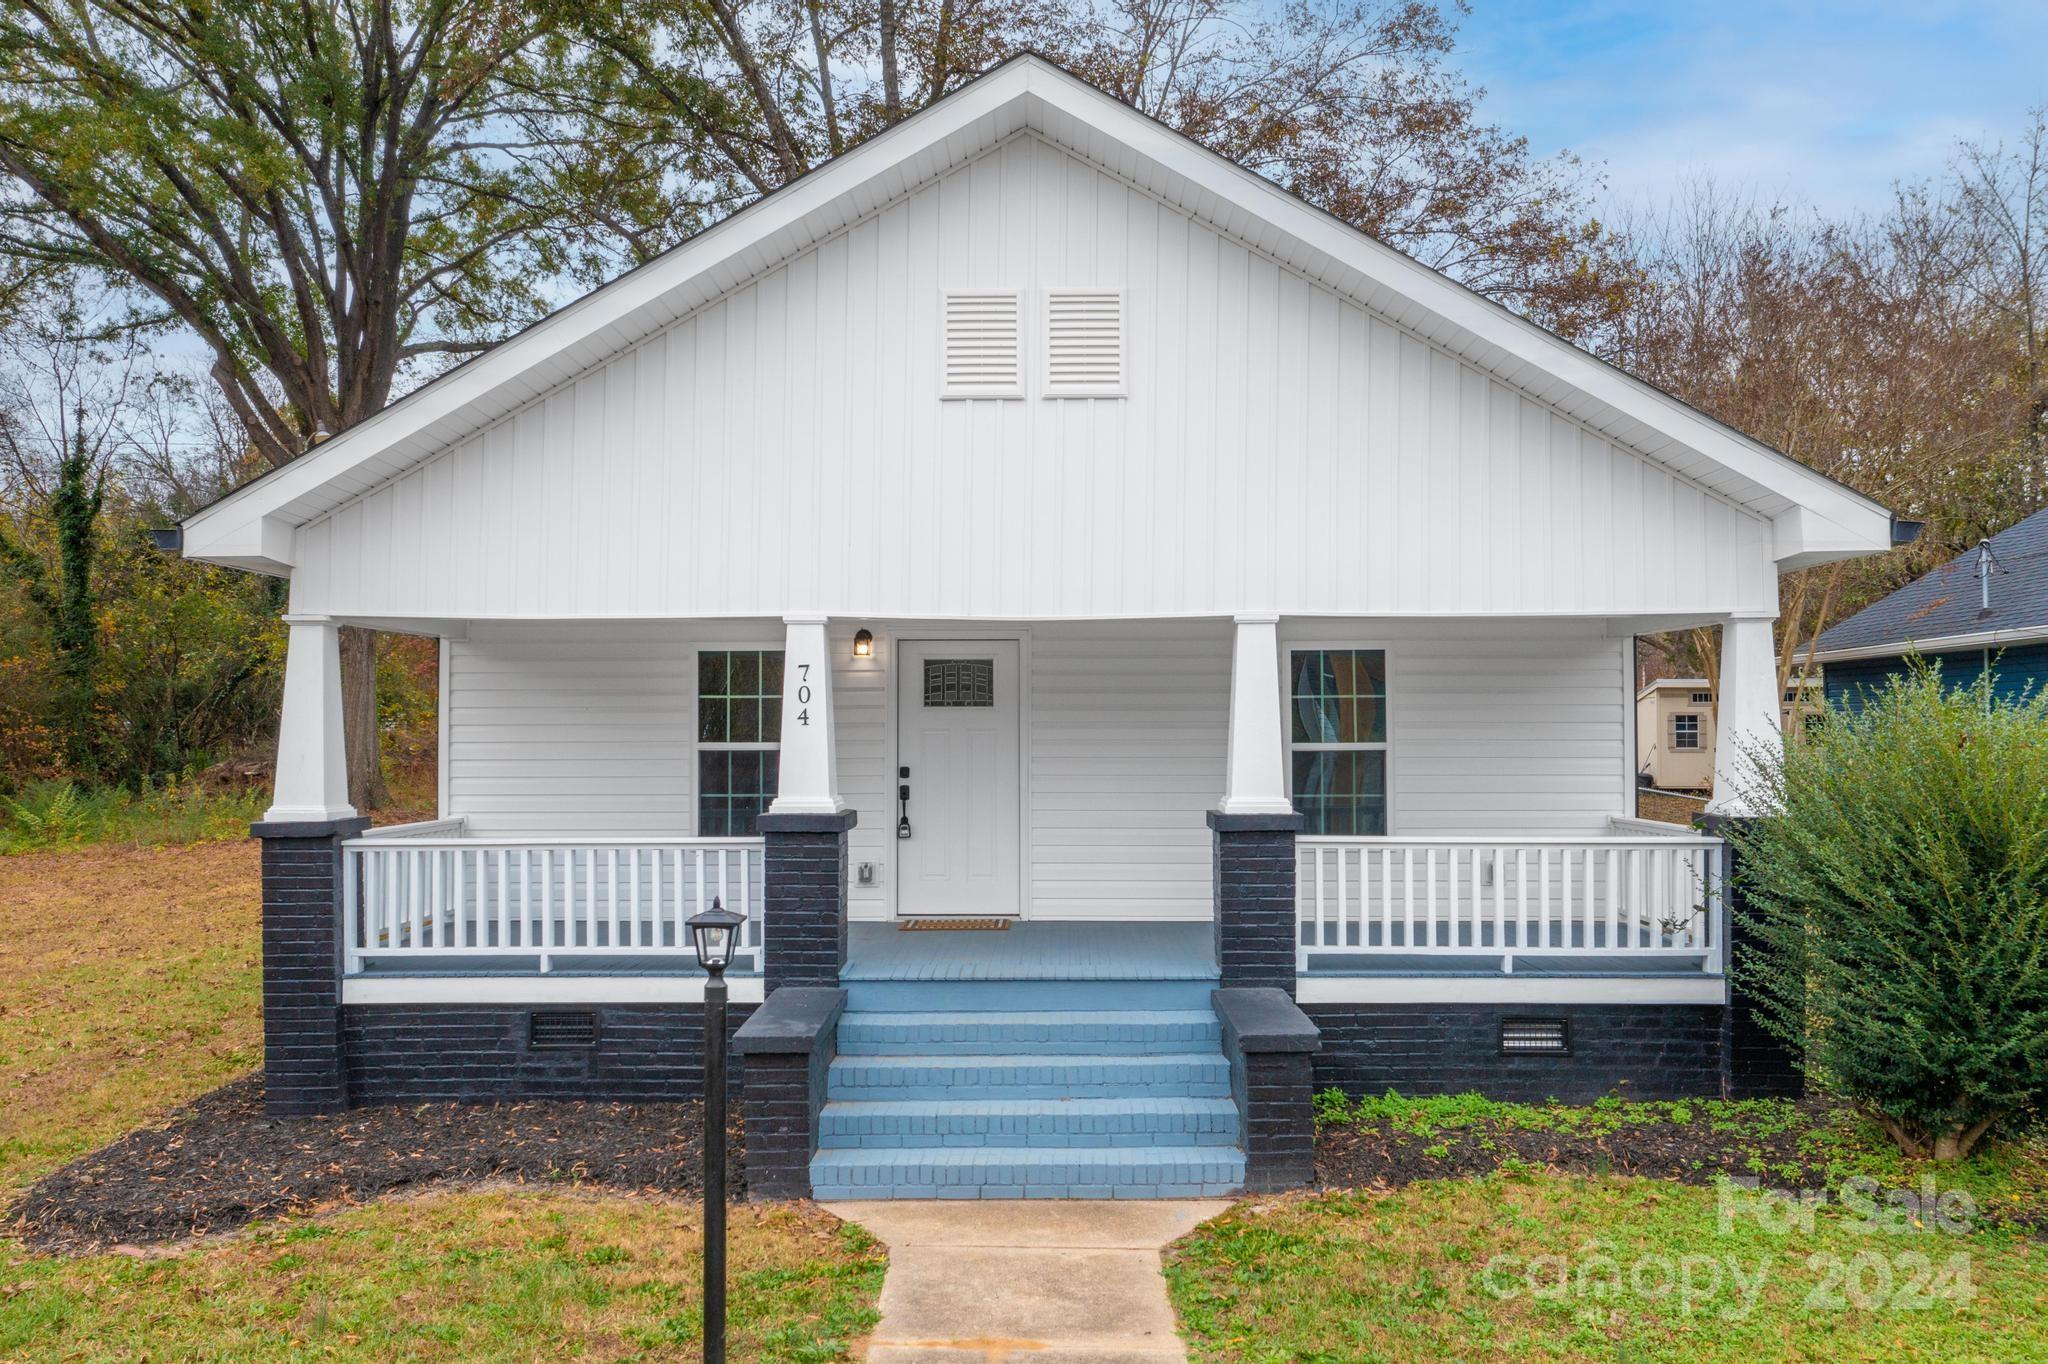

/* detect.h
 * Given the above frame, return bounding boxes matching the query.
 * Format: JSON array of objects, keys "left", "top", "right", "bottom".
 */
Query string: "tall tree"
[
  {"left": 0, "top": 0, "right": 663, "bottom": 807},
  {"left": 1947, "top": 108, "right": 2048, "bottom": 503},
  {"left": 0, "top": 294, "right": 130, "bottom": 774},
  {"left": 1618, "top": 167, "right": 2044, "bottom": 708},
  {"left": 570, "top": 0, "right": 1640, "bottom": 339}
]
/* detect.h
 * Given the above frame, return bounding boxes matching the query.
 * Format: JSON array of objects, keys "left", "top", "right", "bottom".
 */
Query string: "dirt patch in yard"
[{"left": 7, "top": 1075, "right": 745, "bottom": 1253}]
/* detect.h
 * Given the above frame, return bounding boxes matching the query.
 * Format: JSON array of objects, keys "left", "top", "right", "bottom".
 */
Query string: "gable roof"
[
  {"left": 1814, "top": 507, "right": 2048, "bottom": 661},
  {"left": 181, "top": 54, "right": 1896, "bottom": 576}
]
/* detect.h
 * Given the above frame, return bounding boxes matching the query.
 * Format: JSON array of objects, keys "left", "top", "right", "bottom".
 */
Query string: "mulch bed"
[{"left": 8, "top": 1076, "right": 743, "bottom": 1254}]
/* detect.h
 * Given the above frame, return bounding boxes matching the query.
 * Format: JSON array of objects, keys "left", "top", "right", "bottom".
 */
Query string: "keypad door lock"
[{"left": 896, "top": 765, "right": 912, "bottom": 839}]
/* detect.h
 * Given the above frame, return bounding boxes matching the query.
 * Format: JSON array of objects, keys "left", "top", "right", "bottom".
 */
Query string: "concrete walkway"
[{"left": 832, "top": 1200, "right": 1231, "bottom": 1363}]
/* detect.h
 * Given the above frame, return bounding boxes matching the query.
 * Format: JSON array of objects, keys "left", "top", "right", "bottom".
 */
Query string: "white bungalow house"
[{"left": 180, "top": 57, "right": 1899, "bottom": 1200}]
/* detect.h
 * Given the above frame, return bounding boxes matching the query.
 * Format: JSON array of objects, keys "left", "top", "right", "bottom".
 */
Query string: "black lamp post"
[{"left": 689, "top": 898, "right": 746, "bottom": 1364}]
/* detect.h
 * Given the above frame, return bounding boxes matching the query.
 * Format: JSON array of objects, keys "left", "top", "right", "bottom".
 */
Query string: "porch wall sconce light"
[{"left": 852, "top": 628, "right": 874, "bottom": 659}]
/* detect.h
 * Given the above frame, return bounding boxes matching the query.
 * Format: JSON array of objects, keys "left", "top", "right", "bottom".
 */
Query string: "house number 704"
[{"left": 796, "top": 663, "right": 811, "bottom": 726}]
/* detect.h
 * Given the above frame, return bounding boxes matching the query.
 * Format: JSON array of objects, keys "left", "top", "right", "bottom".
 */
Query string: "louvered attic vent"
[
  {"left": 941, "top": 290, "right": 1023, "bottom": 398},
  {"left": 1044, "top": 290, "right": 1125, "bottom": 396}
]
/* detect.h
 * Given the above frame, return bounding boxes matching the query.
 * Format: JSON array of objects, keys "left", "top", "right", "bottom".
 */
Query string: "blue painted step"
[
  {"left": 809, "top": 1144, "right": 1247, "bottom": 1200},
  {"left": 819, "top": 1096, "right": 1240, "bottom": 1148},
  {"left": 826, "top": 1053, "right": 1232, "bottom": 1101},
  {"left": 836, "top": 1009, "right": 1220, "bottom": 1055},
  {"left": 843, "top": 978, "right": 1215, "bottom": 1012}
]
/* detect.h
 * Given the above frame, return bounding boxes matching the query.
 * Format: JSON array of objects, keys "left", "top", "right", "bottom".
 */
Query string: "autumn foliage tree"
[
  {"left": 1620, "top": 115, "right": 2048, "bottom": 695},
  {"left": 0, "top": 0, "right": 672, "bottom": 806},
  {"left": 565, "top": 0, "right": 1641, "bottom": 337}
]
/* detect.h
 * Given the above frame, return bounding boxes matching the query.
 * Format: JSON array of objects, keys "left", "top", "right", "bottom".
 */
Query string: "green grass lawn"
[
  {"left": 0, "top": 838, "right": 884, "bottom": 1362},
  {"left": 1167, "top": 1094, "right": 2048, "bottom": 1363}
]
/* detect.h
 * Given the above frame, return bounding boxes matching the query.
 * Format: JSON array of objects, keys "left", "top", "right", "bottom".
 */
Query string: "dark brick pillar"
[
  {"left": 252, "top": 816, "right": 369, "bottom": 1116},
  {"left": 733, "top": 987, "right": 844, "bottom": 1201},
  {"left": 1208, "top": 810, "right": 1305, "bottom": 994},
  {"left": 1214, "top": 988, "right": 1320, "bottom": 1192},
  {"left": 757, "top": 811, "right": 856, "bottom": 993},
  {"left": 1699, "top": 813, "right": 1803, "bottom": 1099}
]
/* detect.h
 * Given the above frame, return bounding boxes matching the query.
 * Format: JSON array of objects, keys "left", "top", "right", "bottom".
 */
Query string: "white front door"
[{"left": 895, "top": 640, "right": 1022, "bottom": 917}]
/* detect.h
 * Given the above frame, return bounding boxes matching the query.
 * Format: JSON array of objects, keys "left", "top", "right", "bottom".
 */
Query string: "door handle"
[{"left": 897, "top": 767, "right": 912, "bottom": 839}]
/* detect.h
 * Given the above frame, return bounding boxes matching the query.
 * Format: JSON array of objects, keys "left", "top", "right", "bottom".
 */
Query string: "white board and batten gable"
[{"left": 180, "top": 56, "right": 1893, "bottom": 625}]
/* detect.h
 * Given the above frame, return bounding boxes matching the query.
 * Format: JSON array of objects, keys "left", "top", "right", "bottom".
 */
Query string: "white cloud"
[{"left": 1457, "top": 0, "right": 2048, "bottom": 217}]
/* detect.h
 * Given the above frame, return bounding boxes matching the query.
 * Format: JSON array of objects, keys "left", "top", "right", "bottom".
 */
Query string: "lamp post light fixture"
[{"left": 688, "top": 898, "right": 746, "bottom": 1364}]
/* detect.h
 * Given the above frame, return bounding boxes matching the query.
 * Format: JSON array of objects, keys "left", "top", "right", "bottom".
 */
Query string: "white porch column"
[
  {"left": 1219, "top": 614, "right": 1296, "bottom": 816},
  {"left": 1706, "top": 611, "right": 1781, "bottom": 815},
  {"left": 265, "top": 615, "right": 356, "bottom": 824},
  {"left": 766, "top": 614, "right": 845, "bottom": 816}
]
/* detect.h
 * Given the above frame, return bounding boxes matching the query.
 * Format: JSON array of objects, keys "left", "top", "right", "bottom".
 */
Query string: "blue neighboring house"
[{"left": 1814, "top": 506, "right": 2048, "bottom": 708}]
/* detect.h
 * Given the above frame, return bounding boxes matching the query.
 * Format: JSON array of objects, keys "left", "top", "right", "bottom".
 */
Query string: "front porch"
[
  {"left": 332, "top": 823, "right": 1727, "bottom": 995},
  {"left": 249, "top": 605, "right": 1775, "bottom": 1201}
]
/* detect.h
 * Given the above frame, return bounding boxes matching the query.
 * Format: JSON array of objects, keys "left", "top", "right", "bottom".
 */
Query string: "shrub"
[
  {"left": 0, "top": 777, "right": 265, "bottom": 853},
  {"left": 1728, "top": 664, "right": 2048, "bottom": 1160}
]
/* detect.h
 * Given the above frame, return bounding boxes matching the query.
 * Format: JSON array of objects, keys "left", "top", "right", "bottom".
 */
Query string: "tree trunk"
[
  {"left": 339, "top": 625, "right": 389, "bottom": 811},
  {"left": 1933, "top": 1118, "right": 1997, "bottom": 1162},
  {"left": 879, "top": 0, "right": 902, "bottom": 118}
]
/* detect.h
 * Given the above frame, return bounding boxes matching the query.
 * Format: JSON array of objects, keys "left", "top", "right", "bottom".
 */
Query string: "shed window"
[
  {"left": 1288, "top": 649, "right": 1388, "bottom": 835},
  {"left": 1689, "top": 691, "right": 1713, "bottom": 704},
  {"left": 1671, "top": 713, "right": 1701, "bottom": 750},
  {"left": 699, "top": 649, "right": 783, "bottom": 835}
]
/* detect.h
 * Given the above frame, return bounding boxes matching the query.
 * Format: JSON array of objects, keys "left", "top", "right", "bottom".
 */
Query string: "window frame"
[
  {"left": 1670, "top": 712, "right": 1702, "bottom": 750},
  {"left": 692, "top": 644, "right": 786, "bottom": 837},
  {"left": 1283, "top": 643, "right": 1393, "bottom": 837}
]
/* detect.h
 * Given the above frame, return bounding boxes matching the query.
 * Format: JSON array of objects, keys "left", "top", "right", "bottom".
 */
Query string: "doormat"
[{"left": 899, "top": 918, "right": 1011, "bottom": 931}]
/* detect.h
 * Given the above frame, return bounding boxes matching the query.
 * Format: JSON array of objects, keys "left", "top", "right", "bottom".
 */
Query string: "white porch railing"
[
  {"left": 1296, "top": 833, "right": 1726, "bottom": 975},
  {"left": 343, "top": 832, "right": 765, "bottom": 973}
]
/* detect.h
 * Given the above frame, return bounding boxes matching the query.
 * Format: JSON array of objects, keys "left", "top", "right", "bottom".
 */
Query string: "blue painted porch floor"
[{"left": 816, "top": 923, "right": 1239, "bottom": 1200}]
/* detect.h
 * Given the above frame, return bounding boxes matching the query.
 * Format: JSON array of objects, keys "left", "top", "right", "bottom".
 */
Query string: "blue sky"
[{"left": 1455, "top": 0, "right": 2048, "bottom": 217}]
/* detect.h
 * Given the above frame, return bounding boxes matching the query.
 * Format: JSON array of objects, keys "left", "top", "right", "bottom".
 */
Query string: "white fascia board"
[
  {"left": 183, "top": 506, "right": 295, "bottom": 575},
  {"left": 1021, "top": 68, "right": 1893, "bottom": 562},
  {"left": 342, "top": 975, "right": 765, "bottom": 1006},
  {"left": 1295, "top": 976, "right": 1729, "bottom": 1006},
  {"left": 1810, "top": 626, "right": 2048, "bottom": 664},
  {"left": 1771, "top": 505, "right": 1898, "bottom": 570}
]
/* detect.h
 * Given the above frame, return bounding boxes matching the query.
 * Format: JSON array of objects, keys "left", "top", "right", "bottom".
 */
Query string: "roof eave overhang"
[
  {"left": 180, "top": 55, "right": 1896, "bottom": 575},
  {"left": 1811, "top": 625, "right": 2048, "bottom": 664}
]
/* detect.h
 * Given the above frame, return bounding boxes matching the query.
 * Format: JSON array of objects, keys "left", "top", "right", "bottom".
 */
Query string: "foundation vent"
[
  {"left": 1499, "top": 1017, "right": 1570, "bottom": 1056},
  {"left": 529, "top": 1010, "right": 600, "bottom": 1050}
]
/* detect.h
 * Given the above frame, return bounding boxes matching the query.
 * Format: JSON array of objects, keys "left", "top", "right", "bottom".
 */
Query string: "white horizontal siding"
[
  {"left": 443, "top": 618, "right": 1630, "bottom": 909},
  {"left": 1027, "top": 621, "right": 1229, "bottom": 921},
  {"left": 443, "top": 620, "right": 776, "bottom": 836},
  {"left": 1283, "top": 619, "right": 1632, "bottom": 838},
  {"left": 832, "top": 628, "right": 893, "bottom": 920},
  {"left": 291, "top": 132, "right": 1775, "bottom": 622}
]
